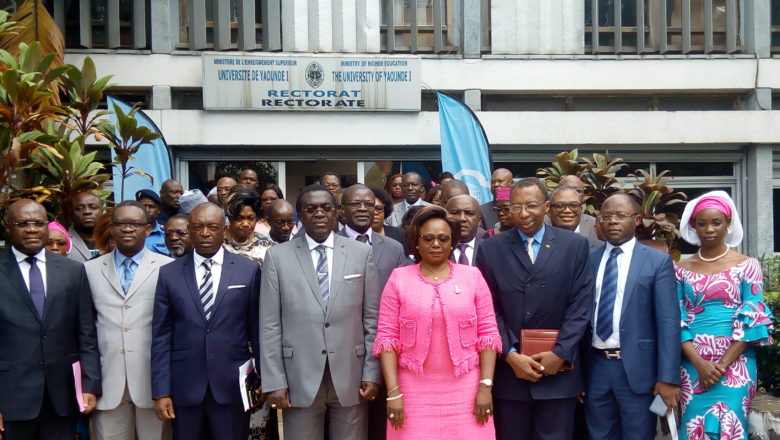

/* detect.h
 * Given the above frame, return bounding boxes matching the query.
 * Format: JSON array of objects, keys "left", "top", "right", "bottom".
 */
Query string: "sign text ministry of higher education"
[{"left": 202, "top": 53, "right": 421, "bottom": 111}]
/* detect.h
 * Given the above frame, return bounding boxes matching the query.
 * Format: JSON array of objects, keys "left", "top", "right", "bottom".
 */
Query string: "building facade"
[{"left": 43, "top": 0, "right": 780, "bottom": 256}]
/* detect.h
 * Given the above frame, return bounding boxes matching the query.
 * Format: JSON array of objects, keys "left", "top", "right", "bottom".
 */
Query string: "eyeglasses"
[
  {"left": 493, "top": 206, "right": 511, "bottom": 213},
  {"left": 272, "top": 219, "right": 295, "bottom": 227},
  {"left": 550, "top": 202, "right": 582, "bottom": 212},
  {"left": 342, "top": 201, "right": 376, "bottom": 209},
  {"left": 303, "top": 204, "right": 334, "bottom": 214},
  {"left": 113, "top": 222, "right": 148, "bottom": 230},
  {"left": 597, "top": 214, "right": 637, "bottom": 222},
  {"left": 164, "top": 229, "right": 188, "bottom": 237},
  {"left": 419, "top": 234, "right": 451, "bottom": 244},
  {"left": 11, "top": 221, "right": 48, "bottom": 228},
  {"left": 509, "top": 202, "right": 545, "bottom": 213}
]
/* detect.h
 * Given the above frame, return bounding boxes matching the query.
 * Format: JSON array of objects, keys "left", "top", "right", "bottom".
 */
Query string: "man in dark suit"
[
  {"left": 549, "top": 185, "right": 603, "bottom": 250},
  {"left": 446, "top": 195, "right": 484, "bottom": 266},
  {"left": 480, "top": 168, "right": 514, "bottom": 230},
  {"left": 585, "top": 194, "right": 680, "bottom": 440},
  {"left": 337, "top": 184, "right": 409, "bottom": 440},
  {"left": 0, "top": 199, "right": 101, "bottom": 439},
  {"left": 475, "top": 178, "right": 594, "bottom": 440},
  {"left": 151, "top": 202, "right": 261, "bottom": 440},
  {"left": 438, "top": 179, "right": 469, "bottom": 207}
]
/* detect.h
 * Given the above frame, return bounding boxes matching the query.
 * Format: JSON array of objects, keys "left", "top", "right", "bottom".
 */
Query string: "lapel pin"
[
  {"left": 545, "top": 244, "right": 550, "bottom": 248},
  {"left": 454, "top": 285, "right": 461, "bottom": 294}
]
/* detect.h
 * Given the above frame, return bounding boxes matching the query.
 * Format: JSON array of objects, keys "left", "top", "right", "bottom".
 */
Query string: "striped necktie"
[
  {"left": 526, "top": 237, "right": 536, "bottom": 264},
  {"left": 596, "top": 247, "right": 623, "bottom": 341},
  {"left": 199, "top": 259, "right": 215, "bottom": 320},
  {"left": 315, "top": 245, "right": 329, "bottom": 308}
]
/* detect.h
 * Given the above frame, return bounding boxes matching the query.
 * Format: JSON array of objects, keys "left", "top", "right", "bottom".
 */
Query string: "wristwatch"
[{"left": 479, "top": 379, "right": 493, "bottom": 387}]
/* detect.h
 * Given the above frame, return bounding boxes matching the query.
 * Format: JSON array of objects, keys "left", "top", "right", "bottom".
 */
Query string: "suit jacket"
[
  {"left": 385, "top": 200, "right": 431, "bottom": 228},
  {"left": 260, "top": 234, "right": 381, "bottom": 407},
  {"left": 452, "top": 236, "right": 485, "bottom": 266},
  {"left": 336, "top": 230, "right": 410, "bottom": 290},
  {"left": 151, "top": 250, "right": 261, "bottom": 407},
  {"left": 474, "top": 226, "right": 594, "bottom": 401},
  {"left": 0, "top": 249, "right": 101, "bottom": 420},
  {"left": 68, "top": 226, "right": 93, "bottom": 263},
  {"left": 587, "top": 243, "right": 680, "bottom": 393},
  {"left": 480, "top": 200, "right": 498, "bottom": 231},
  {"left": 578, "top": 214, "right": 604, "bottom": 250},
  {"left": 383, "top": 225, "right": 408, "bottom": 256},
  {"left": 85, "top": 250, "right": 173, "bottom": 411}
]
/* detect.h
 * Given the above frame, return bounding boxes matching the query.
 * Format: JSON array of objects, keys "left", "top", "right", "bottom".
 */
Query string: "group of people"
[{"left": 0, "top": 166, "right": 772, "bottom": 440}]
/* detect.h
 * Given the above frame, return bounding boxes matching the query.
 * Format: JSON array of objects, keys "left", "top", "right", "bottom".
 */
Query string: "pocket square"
[
  {"left": 228, "top": 285, "right": 246, "bottom": 289},
  {"left": 344, "top": 274, "right": 362, "bottom": 280}
]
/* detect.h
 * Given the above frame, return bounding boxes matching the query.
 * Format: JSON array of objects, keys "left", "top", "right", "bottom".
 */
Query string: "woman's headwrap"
[
  {"left": 47, "top": 221, "right": 72, "bottom": 254},
  {"left": 680, "top": 190, "right": 742, "bottom": 247}
]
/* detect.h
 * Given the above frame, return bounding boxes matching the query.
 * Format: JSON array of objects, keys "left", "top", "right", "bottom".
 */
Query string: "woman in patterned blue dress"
[{"left": 675, "top": 191, "right": 773, "bottom": 440}]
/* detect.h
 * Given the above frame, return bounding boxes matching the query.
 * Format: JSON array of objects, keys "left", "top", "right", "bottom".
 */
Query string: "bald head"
[
  {"left": 188, "top": 202, "right": 225, "bottom": 257},
  {"left": 491, "top": 168, "right": 514, "bottom": 199},
  {"left": 439, "top": 180, "right": 469, "bottom": 207},
  {"left": 559, "top": 175, "right": 585, "bottom": 191},
  {"left": 6, "top": 199, "right": 48, "bottom": 256},
  {"left": 268, "top": 199, "right": 295, "bottom": 243},
  {"left": 446, "top": 195, "right": 481, "bottom": 243},
  {"left": 216, "top": 176, "right": 237, "bottom": 204}
]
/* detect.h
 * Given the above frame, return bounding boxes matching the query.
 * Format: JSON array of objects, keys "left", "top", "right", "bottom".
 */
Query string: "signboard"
[{"left": 202, "top": 53, "right": 421, "bottom": 111}]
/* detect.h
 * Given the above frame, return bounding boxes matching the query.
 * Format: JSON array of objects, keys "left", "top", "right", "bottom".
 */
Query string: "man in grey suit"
[
  {"left": 68, "top": 191, "right": 104, "bottom": 262},
  {"left": 337, "top": 184, "right": 409, "bottom": 440},
  {"left": 85, "top": 201, "right": 173, "bottom": 440},
  {"left": 261, "top": 184, "right": 381, "bottom": 440},
  {"left": 385, "top": 172, "right": 430, "bottom": 227},
  {"left": 549, "top": 184, "right": 604, "bottom": 250}
]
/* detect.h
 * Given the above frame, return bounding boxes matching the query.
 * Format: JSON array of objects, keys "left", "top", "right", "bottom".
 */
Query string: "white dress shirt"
[
  {"left": 344, "top": 225, "right": 373, "bottom": 245},
  {"left": 306, "top": 232, "right": 334, "bottom": 291},
  {"left": 12, "top": 246, "right": 48, "bottom": 295},
  {"left": 193, "top": 246, "right": 225, "bottom": 299},
  {"left": 453, "top": 237, "right": 476, "bottom": 265},
  {"left": 403, "top": 198, "right": 425, "bottom": 211},
  {"left": 592, "top": 237, "right": 636, "bottom": 349}
]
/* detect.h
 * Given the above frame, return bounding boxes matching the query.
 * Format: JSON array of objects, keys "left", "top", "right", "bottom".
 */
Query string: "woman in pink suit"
[{"left": 373, "top": 206, "right": 502, "bottom": 439}]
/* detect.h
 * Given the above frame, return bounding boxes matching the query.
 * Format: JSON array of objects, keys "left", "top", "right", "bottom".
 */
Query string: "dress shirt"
[
  {"left": 12, "top": 246, "right": 47, "bottom": 294},
  {"left": 403, "top": 198, "right": 425, "bottom": 211},
  {"left": 144, "top": 222, "right": 168, "bottom": 256},
  {"left": 575, "top": 223, "right": 581, "bottom": 234},
  {"left": 114, "top": 248, "right": 146, "bottom": 286},
  {"left": 344, "top": 225, "right": 373, "bottom": 245},
  {"left": 305, "top": 232, "right": 334, "bottom": 291},
  {"left": 453, "top": 237, "right": 476, "bottom": 265},
  {"left": 592, "top": 237, "right": 636, "bottom": 349},
  {"left": 193, "top": 246, "right": 225, "bottom": 301},
  {"left": 517, "top": 225, "right": 546, "bottom": 261}
]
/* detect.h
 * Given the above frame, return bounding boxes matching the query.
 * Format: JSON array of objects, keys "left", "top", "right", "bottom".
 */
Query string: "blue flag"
[
  {"left": 107, "top": 97, "right": 173, "bottom": 202},
  {"left": 437, "top": 92, "right": 492, "bottom": 204}
]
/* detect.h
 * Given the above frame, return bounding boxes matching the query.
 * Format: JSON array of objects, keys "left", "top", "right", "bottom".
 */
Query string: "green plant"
[
  {"left": 536, "top": 149, "right": 583, "bottom": 189},
  {"left": 97, "top": 102, "right": 161, "bottom": 200},
  {"left": 626, "top": 168, "right": 687, "bottom": 243},
  {"left": 60, "top": 56, "right": 114, "bottom": 137},
  {"left": 579, "top": 151, "right": 627, "bottom": 214}
]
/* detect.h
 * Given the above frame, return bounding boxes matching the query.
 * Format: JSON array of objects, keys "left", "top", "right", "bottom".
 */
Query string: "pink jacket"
[{"left": 372, "top": 263, "right": 502, "bottom": 376}]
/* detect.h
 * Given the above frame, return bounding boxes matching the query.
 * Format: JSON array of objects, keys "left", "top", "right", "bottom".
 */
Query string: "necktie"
[
  {"left": 199, "top": 259, "right": 215, "bottom": 320},
  {"left": 25, "top": 257, "right": 45, "bottom": 318},
  {"left": 120, "top": 258, "right": 136, "bottom": 294},
  {"left": 458, "top": 243, "right": 470, "bottom": 265},
  {"left": 526, "top": 237, "right": 536, "bottom": 264},
  {"left": 315, "top": 245, "right": 329, "bottom": 308},
  {"left": 356, "top": 234, "right": 368, "bottom": 244},
  {"left": 596, "top": 247, "right": 623, "bottom": 341}
]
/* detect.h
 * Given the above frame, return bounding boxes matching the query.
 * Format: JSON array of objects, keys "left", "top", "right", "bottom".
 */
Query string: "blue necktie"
[
  {"left": 596, "top": 247, "right": 623, "bottom": 341},
  {"left": 315, "top": 245, "right": 329, "bottom": 308},
  {"left": 25, "top": 256, "right": 45, "bottom": 318},
  {"left": 120, "top": 258, "right": 136, "bottom": 294}
]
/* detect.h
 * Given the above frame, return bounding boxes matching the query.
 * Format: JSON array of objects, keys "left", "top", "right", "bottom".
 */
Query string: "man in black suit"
[
  {"left": 446, "top": 195, "right": 484, "bottom": 266},
  {"left": 337, "top": 184, "right": 409, "bottom": 440},
  {"left": 0, "top": 199, "right": 101, "bottom": 439},
  {"left": 151, "top": 203, "right": 261, "bottom": 440},
  {"left": 475, "top": 178, "right": 594, "bottom": 440}
]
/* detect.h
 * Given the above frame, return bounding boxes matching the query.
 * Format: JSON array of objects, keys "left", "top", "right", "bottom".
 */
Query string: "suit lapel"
[
  {"left": 100, "top": 251, "right": 125, "bottom": 298},
  {"left": 209, "top": 252, "right": 235, "bottom": 320},
  {"left": 371, "top": 234, "right": 388, "bottom": 269},
  {"left": 620, "top": 243, "right": 647, "bottom": 319},
  {"left": 0, "top": 249, "right": 42, "bottom": 322},
  {"left": 295, "top": 237, "right": 327, "bottom": 314},
  {"left": 182, "top": 253, "right": 208, "bottom": 322},
  {"left": 41, "top": 252, "right": 62, "bottom": 323},
  {"left": 506, "top": 230, "right": 533, "bottom": 273},
  {"left": 326, "top": 238, "right": 348, "bottom": 317},
  {"left": 69, "top": 227, "right": 91, "bottom": 260},
  {"left": 125, "top": 251, "right": 156, "bottom": 300}
]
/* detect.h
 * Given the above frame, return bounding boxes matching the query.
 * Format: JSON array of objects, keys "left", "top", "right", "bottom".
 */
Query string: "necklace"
[
  {"left": 421, "top": 264, "right": 449, "bottom": 281},
  {"left": 698, "top": 246, "right": 730, "bottom": 262}
]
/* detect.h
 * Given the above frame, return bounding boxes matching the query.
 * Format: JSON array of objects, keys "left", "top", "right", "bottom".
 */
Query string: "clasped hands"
[{"left": 506, "top": 351, "right": 565, "bottom": 382}]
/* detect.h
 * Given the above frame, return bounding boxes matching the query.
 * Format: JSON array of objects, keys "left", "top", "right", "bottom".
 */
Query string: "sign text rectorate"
[{"left": 202, "top": 53, "right": 421, "bottom": 112}]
